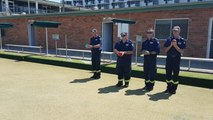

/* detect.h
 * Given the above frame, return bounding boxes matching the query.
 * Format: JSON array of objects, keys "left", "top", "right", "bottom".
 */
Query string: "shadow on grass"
[
  {"left": 70, "top": 78, "right": 97, "bottom": 83},
  {"left": 125, "top": 88, "right": 148, "bottom": 96},
  {"left": 98, "top": 85, "right": 124, "bottom": 94},
  {"left": 147, "top": 92, "right": 172, "bottom": 101},
  {"left": 14, "top": 59, "right": 23, "bottom": 62}
]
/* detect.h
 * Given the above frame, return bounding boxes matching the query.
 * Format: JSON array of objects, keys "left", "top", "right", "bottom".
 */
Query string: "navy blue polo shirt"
[
  {"left": 90, "top": 36, "right": 102, "bottom": 51},
  {"left": 141, "top": 38, "right": 160, "bottom": 55},
  {"left": 115, "top": 39, "right": 134, "bottom": 63},
  {"left": 164, "top": 36, "right": 186, "bottom": 57}
]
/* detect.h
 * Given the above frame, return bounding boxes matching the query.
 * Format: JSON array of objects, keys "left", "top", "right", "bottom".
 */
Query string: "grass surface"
[{"left": 0, "top": 51, "right": 212, "bottom": 88}]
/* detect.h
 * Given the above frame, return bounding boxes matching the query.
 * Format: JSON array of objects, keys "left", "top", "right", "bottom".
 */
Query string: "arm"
[
  {"left": 164, "top": 39, "right": 173, "bottom": 53},
  {"left": 115, "top": 42, "right": 134, "bottom": 55},
  {"left": 141, "top": 41, "right": 150, "bottom": 55},
  {"left": 114, "top": 49, "right": 133, "bottom": 55},
  {"left": 172, "top": 42, "right": 184, "bottom": 54},
  {"left": 124, "top": 51, "right": 133, "bottom": 55},
  {"left": 93, "top": 37, "right": 102, "bottom": 48},
  {"left": 91, "top": 44, "right": 101, "bottom": 48},
  {"left": 142, "top": 50, "right": 150, "bottom": 55},
  {"left": 114, "top": 49, "right": 119, "bottom": 54},
  {"left": 165, "top": 44, "right": 172, "bottom": 53},
  {"left": 88, "top": 44, "right": 100, "bottom": 49},
  {"left": 88, "top": 38, "right": 93, "bottom": 49},
  {"left": 89, "top": 37, "right": 101, "bottom": 49}
]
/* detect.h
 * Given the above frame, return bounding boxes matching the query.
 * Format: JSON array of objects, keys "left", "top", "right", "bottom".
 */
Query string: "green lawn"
[{"left": 1, "top": 51, "right": 213, "bottom": 81}]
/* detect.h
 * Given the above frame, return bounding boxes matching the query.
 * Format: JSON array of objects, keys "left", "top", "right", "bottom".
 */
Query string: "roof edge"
[{"left": 0, "top": 1, "right": 212, "bottom": 19}]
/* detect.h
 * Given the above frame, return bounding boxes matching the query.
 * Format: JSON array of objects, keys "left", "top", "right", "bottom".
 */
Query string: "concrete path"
[{"left": 0, "top": 58, "right": 212, "bottom": 120}]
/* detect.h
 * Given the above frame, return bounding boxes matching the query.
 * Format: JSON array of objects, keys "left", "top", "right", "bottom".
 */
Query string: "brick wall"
[{"left": 1, "top": 7, "right": 213, "bottom": 58}]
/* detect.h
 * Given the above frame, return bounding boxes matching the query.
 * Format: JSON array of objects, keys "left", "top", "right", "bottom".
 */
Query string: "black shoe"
[
  {"left": 147, "top": 83, "right": 154, "bottom": 91},
  {"left": 93, "top": 76, "right": 100, "bottom": 79},
  {"left": 170, "top": 91, "right": 176, "bottom": 94},
  {"left": 169, "top": 84, "right": 177, "bottom": 94},
  {"left": 164, "top": 89, "right": 170, "bottom": 93},
  {"left": 124, "top": 83, "right": 129, "bottom": 88},
  {"left": 147, "top": 86, "right": 153, "bottom": 91},
  {"left": 169, "top": 87, "right": 177, "bottom": 94},
  {"left": 94, "top": 72, "right": 101, "bottom": 79},
  {"left": 90, "top": 73, "right": 96, "bottom": 79},
  {"left": 91, "top": 72, "right": 100, "bottom": 79},
  {"left": 116, "top": 81, "right": 123, "bottom": 87},
  {"left": 123, "top": 82, "right": 129, "bottom": 88},
  {"left": 165, "top": 83, "right": 172, "bottom": 93}
]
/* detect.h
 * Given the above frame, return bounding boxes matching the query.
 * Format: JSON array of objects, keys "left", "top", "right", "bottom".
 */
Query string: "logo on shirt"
[
  {"left": 178, "top": 42, "right": 182, "bottom": 45},
  {"left": 150, "top": 42, "right": 153, "bottom": 44},
  {"left": 126, "top": 44, "right": 129, "bottom": 46}
]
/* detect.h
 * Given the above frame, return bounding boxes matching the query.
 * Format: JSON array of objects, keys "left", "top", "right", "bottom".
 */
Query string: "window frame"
[{"left": 154, "top": 18, "right": 189, "bottom": 41}]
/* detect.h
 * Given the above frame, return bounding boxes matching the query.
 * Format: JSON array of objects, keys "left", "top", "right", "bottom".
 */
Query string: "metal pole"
[
  {"left": 35, "top": 1, "right": 39, "bottom": 14},
  {"left": 55, "top": 40, "right": 58, "bottom": 55},
  {"left": 45, "top": 28, "right": 48, "bottom": 55},
  {"left": 188, "top": 60, "right": 191, "bottom": 71},
  {"left": 110, "top": 54, "right": 112, "bottom": 63},
  {"left": 40, "top": 46, "right": 42, "bottom": 55},
  {"left": 135, "top": 42, "right": 138, "bottom": 65},
  {"left": 5, "top": 0, "right": 9, "bottom": 15},
  {"left": 62, "top": 0, "right": 65, "bottom": 12},
  {"left": 28, "top": 0, "right": 31, "bottom": 14},
  {"left": 65, "top": 35, "right": 68, "bottom": 58},
  {"left": 0, "top": 28, "right": 2, "bottom": 51}
]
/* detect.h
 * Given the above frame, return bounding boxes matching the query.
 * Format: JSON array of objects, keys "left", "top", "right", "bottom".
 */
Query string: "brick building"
[{"left": 0, "top": 1, "right": 213, "bottom": 58}]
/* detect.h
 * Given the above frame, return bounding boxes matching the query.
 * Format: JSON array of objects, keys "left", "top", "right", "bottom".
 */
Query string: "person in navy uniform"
[
  {"left": 141, "top": 28, "right": 160, "bottom": 91},
  {"left": 114, "top": 32, "right": 134, "bottom": 87},
  {"left": 88, "top": 28, "right": 102, "bottom": 79},
  {"left": 164, "top": 26, "right": 186, "bottom": 94}
]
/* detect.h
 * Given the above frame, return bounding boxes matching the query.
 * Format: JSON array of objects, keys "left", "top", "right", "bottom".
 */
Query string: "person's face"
[
  {"left": 91, "top": 31, "right": 96, "bottom": 36},
  {"left": 146, "top": 32, "right": 153, "bottom": 39},
  {"left": 121, "top": 35, "right": 127, "bottom": 41},
  {"left": 172, "top": 30, "right": 180, "bottom": 37}
]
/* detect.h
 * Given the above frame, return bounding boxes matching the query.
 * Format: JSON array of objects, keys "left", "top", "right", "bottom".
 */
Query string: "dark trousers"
[
  {"left": 116, "top": 62, "right": 131, "bottom": 81},
  {"left": 166, "top": 56, "right": 181, "bottom": 82},
  {"left": 144, "top": 55, "right": 157, "bottom": 81},
  {"left": 166, "top": 56, "right": 181, "bottom": 92},
  {"left": 91, "top": 51, "right": 101, "bottom": 72}
]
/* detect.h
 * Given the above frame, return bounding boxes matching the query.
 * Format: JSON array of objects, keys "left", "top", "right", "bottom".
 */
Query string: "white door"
[
  {"left": 207, "top": 18, "right": 213, "bottom": 58},
  {"left": 102, "top": 22, "right": 113, "bottom": 52},
  {"left": 28, "top": 22, "right": 36, "bottom": 46}
]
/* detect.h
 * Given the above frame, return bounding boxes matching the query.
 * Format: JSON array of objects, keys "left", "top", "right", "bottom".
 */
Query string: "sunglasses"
[
  {"left": 146, "top": 32, "right": 153, "bottom": 34},
  {"left": 172, "top": 30, "right": 178, "bottom": 32}
]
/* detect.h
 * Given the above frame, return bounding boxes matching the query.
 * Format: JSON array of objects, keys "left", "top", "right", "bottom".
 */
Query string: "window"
[
  {"left": 212, "top": 21, "right": 213, "bottom": 39},
  {"left": 118, "top": 3, "right": 125, "bottom": 8},
  {"left": 172, "top": 19, "right": 189, "bottom": 39},
  {"left": 104, "top": 0, "right": 110, "bottom": 3},
  {"left": 104, "top": 5, "right": 109, "bottom": 9},
  {"left": 155, "top": 20, "right": 171, "bottom": 39},
  {"left": 1, "top": 29, "right": 5, "bottom": 37},
  {"left": 135, "top": 1, "right": 140, "bottom": 7},
  {"left": 117, "top": 23, "right": 129, "bottom": 37},
  {"left": 155, "top": 19, "right": 189, "bottom": 40},
  {"left": 210, "top": 20, "right": 213, "bottom": 58}
]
